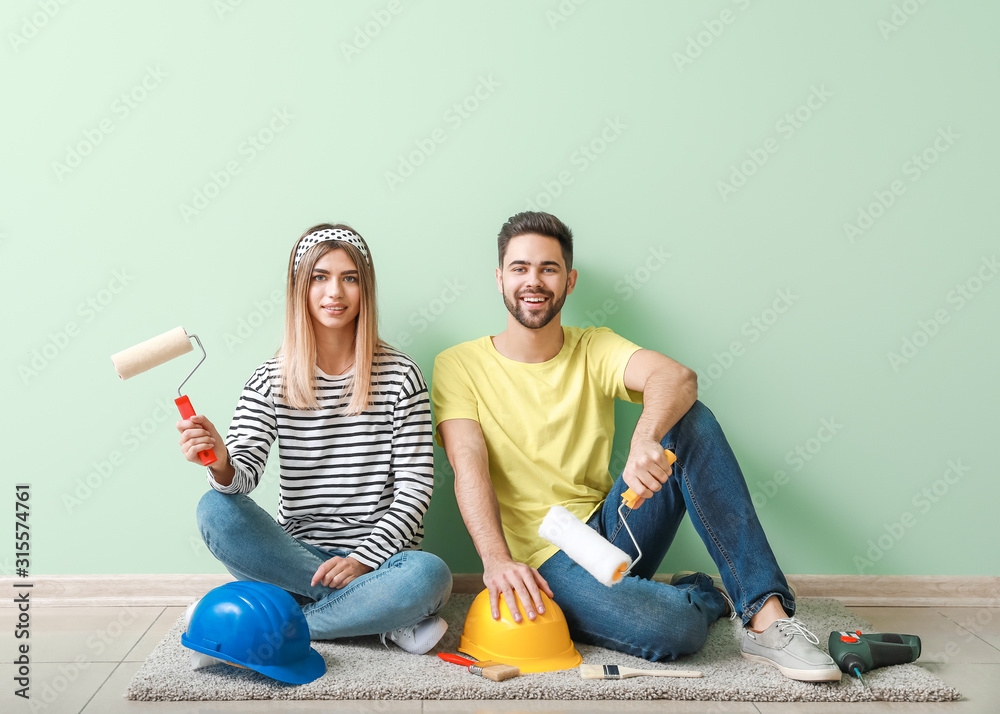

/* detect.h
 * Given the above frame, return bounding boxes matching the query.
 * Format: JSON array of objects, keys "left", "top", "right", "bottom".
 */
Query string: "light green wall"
[{"left": 4, "top": 1, "right": 997, "bottom": 578}]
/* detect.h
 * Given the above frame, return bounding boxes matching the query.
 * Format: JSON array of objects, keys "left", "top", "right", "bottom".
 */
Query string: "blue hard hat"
[{"left": 181, "top": 581, "right": 326, "bottom": 684}]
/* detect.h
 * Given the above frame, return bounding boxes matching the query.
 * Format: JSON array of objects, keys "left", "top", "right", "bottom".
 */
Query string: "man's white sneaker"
[
  {"left": 741, "top": 618, "right": 842, "bottom": 682},
  {"left": 380, "top": 616, "right": 448, "bottom": 654}
]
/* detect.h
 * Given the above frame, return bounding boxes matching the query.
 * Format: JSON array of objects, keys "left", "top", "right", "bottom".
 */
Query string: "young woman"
[{"left": 177, "top": 224, "right": 452, "bottom": 654}]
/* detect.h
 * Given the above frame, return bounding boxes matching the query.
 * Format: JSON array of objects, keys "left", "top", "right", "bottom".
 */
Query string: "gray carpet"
[{"left": 126, "top": 594, "right": 961, "bottom": 702}]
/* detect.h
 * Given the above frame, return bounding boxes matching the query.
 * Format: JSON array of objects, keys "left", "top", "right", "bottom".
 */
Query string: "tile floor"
[{"left": 3, "top": 604, "right": 998, "bottom": 713}]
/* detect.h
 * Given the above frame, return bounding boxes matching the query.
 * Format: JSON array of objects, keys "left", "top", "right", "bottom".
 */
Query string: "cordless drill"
[{"left": 828, "top": 631, "right": 921, "bottom": 687}]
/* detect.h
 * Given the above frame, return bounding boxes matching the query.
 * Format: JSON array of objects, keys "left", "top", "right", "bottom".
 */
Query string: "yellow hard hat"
[{"left": 459, "top": 589, "right": 582, "bottom": 673}]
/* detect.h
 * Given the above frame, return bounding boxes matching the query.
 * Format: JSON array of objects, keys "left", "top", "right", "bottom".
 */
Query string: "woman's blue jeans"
[
  {"left": 538, "top": 400, "right": 794, "bottom": 661},
  {"left": 196, "top": 490, "right": 453, "bottom": 640}
]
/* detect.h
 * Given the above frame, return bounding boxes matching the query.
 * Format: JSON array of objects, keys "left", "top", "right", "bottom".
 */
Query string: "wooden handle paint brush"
[
  {"left": 438, "top": 653, "right": 520, "bottom": 682},
  {"left": 579, "top": 664, "right": 703, "bottom": 679}
]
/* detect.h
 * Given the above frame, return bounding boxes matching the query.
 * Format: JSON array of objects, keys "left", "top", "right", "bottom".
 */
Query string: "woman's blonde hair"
[{"left": 279, "top": 223, "right": 381, "bottom": 414}]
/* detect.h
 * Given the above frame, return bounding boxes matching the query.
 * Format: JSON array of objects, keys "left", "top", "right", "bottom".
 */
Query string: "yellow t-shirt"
[{"left": 431, "top": 326, "right": 642, "bottom": 569}]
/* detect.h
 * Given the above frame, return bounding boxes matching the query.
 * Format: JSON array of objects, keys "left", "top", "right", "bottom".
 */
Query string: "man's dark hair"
[{"left": 497, "top": 211, "right": 574, "bottom": 270}]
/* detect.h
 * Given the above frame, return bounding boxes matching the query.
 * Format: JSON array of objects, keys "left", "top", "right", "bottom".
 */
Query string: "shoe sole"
[{"left": 741, "top": 652, "right": 842, "bottom": 682}]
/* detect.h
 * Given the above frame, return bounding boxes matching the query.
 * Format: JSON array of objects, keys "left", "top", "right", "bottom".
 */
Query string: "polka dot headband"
[{"left": 293, "top": 228, "right": 370, "bottom": 276}]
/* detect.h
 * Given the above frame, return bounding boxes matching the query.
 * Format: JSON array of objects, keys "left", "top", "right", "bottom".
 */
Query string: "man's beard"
[{"left": 502, "top": 282, "right": 568, "bottom": 330}]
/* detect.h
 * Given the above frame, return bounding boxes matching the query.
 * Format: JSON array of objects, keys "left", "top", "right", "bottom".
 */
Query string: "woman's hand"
[
  {"left": 311, "top": 556, "right": 373, "bottom": 589},
  {"left": 177, "top": 414, "right": 229, "bottom": 467}
]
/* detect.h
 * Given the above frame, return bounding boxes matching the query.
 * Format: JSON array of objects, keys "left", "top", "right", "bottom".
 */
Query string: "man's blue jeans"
[
  {"left": 538, "top": 400, "right": 794, "bottom": 661},
  {"left": 196, "top": 490, "right": 453, "bottom": 640}
]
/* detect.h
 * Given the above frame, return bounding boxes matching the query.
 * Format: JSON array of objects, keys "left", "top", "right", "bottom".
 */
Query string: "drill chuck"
[{"left": 840, "top": 653, "right": 867, "bottom": 677}]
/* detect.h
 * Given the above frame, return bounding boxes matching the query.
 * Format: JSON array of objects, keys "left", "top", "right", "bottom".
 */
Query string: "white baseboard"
[{"left": 2, "top": 574, "right": 997, "bottom": 608}]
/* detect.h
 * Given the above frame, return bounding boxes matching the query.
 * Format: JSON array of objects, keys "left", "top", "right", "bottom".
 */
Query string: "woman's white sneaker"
[
  {"left": 185, "top": 598, "right": 225, "bottom": 670},
  {"left": 380, "top": 616, "right": 448, "bottom": 654}
]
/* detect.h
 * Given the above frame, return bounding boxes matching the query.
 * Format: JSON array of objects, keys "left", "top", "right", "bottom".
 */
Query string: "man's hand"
[
  {"left": 311, "top": 556, "right": 373, "bottom": 589},
  {"left": 439, "top": 419, "right": 554, "bottom": 622},
  {"left": 621, "top": 439, "right": 674, "bottom": 509},
  {"left": 483, "top": 558, "right": 554, "bottom": 623},
  {"left": 620, "top": 349, "right": 696, "bottom": 507}
]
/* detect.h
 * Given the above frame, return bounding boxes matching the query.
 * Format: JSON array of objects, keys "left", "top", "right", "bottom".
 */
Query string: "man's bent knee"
[
  {"left": 682, "top": 399, "right": 714, "bottom": 428},
  {"left": 672, "top": 400, "right": 722, "bottom": 444}
]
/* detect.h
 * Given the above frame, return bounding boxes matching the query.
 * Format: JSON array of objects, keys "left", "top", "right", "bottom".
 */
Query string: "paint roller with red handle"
[{"left": 110, "top": 326, "right": 217, "bottom": 466}]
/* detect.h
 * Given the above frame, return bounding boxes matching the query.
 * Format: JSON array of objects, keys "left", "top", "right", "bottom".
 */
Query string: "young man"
[{"left": 431, "top": 211, "right": 839, "bottom": 681}]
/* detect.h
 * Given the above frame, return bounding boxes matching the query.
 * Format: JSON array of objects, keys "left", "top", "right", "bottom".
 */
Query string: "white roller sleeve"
[
  {"left": 538, "top": 505, "right": 632, "bottom": 588},
  {"left": 111, "top": 326, "right": 193, "bottom": 380}
]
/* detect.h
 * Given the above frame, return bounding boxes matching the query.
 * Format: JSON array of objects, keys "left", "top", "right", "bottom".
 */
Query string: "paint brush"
[
  {"left": 438, "top": 653, "right": 520, "bottom": 682},
  {"left": 579, "top": 664, "right": 703, "bottom": 679}
]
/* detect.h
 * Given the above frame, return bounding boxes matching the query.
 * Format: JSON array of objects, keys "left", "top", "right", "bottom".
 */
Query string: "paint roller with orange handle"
[
  {"left": 538, "top": 449, "right": 676, "bottom": 587},
  {"left": 110, "top": 327, "right": 217, "bottom": 466},
  {"left": 620, "top": 449, "right": 677, "bottom": 510}
]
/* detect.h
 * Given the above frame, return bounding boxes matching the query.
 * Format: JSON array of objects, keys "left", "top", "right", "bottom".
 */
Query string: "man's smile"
[{"left": 520, "top": 294, "right": 549, "bottom": 306}]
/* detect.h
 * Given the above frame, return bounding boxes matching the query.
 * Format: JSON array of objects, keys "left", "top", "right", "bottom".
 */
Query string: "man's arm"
[
  {"left": 438, "top": 418, "right": 553, "bottom": 623},
  {"left": 620, "top": 349, "right": 698, "bottom": 507}
]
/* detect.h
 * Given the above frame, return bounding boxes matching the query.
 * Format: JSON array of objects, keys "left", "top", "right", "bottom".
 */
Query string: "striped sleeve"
[
  {"left": 207, "top": 365, "right": 276, "bottom": 495},
  {"left": 350, "top": 362, "right": 435, "bottom": 568}
]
